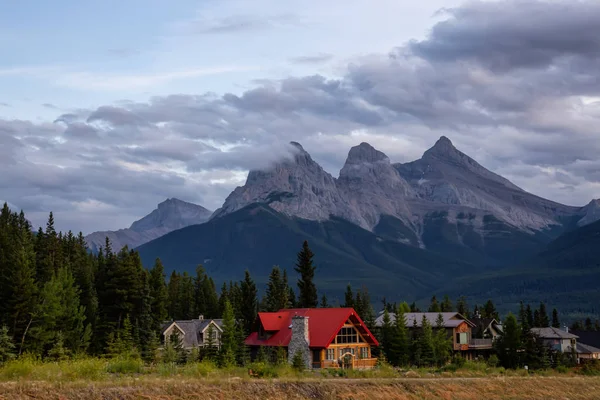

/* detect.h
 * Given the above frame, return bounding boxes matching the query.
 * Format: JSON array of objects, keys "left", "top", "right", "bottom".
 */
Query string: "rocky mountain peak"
[
  {"left": 344, "top": 142, "right": 390, "bottom": 165},
  {"left": 130, "top": 198, "right": 211, "bottom": 232},
  {"left": 578, "top": 199, "right": 600, "bottom": 227},
  {"left": 423, "top": 135, "right": 463, "bottom": 160}
]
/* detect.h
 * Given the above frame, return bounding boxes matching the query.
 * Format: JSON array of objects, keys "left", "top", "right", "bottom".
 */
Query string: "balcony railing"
[
  {"left": 318, "top": 358, "right": 378, "bottom": 369},
  {"left": 469, "top": 338, "right": 493, "bottom": 349}
]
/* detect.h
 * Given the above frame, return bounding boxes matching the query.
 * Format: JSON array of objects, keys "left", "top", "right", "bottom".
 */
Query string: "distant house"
[
  {"left": 245, "top": 308, "right": 379, "bottom": 369},
  {"left": 530, "top": 327, "right": 577, "bottom": 353},
  {"left": 161, "top": 315, "right": 223, "bottom": 350},
  {"left": 375, "top": 312, "right": 495, "bottom": 358},
  {"left": 470, "top": 316, "right": 503, "bottom": 340},
  {"left": 532, "top": 327, "right": 600, "bottom": 363}
]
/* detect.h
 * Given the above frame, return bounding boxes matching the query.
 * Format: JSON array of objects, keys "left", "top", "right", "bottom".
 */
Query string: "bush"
[
  {"left": 248, "top": 362, "right": 279, "bottom": 378},
  {"left": 580, "top": 361, "right": 600, "bottom": 376},
  {"left": 106, "top": 357, "right": 143, "bottom": 374},
  {"left": 182, "top": 361, "right": 219, "bottom": 378},
  {"left": 451, "top": 354, "right": 466, "bottom": 368},
  {"left": 556, "top": 365, "right": 569, "bottom": 374},
  {"left": 291, "top": 350, "right": 305, "bottom": 372},
  {"left": 486, "top": 355, "right": 499, "bottom": 368}
]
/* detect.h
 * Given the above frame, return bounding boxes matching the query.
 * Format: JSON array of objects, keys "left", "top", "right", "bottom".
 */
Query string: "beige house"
[{"left": 161, "top": 315, "right": 223, "bottom": 349}]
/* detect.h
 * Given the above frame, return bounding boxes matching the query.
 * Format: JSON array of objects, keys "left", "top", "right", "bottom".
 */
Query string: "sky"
[{"left": 1, "top": 0, "right": 600, "bottom": 235}]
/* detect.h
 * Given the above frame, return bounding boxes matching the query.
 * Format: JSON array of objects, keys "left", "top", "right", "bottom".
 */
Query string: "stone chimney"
[
  {"left": 288, "top": 315, "right": 311, "bottom": 369},
  {"left": 199, "top": 315, "right": 204, "bottom": 321}
]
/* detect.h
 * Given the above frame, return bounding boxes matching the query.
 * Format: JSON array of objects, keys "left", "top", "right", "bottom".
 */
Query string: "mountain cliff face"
[
  {"left": 209, "top": 136, "right": 596, "bottom": 263},
  {"left": 211, "top": 142, "right": 350, "bottom": 222},
  {"left": 85, "top": 198, "right": 212, "bottom": 253}
]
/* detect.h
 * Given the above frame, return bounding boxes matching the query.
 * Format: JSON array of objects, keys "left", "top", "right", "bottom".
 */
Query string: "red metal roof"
[{"left": 245, "top": 307, "right": 379, "bottom": 348}]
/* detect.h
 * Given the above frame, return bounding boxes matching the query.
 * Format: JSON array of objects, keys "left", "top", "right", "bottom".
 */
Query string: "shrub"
[
  {"left": 291, "top": 350, "right": 305, "bottom": 372},
  {"left": 106, "top": 357, "right": 143, "bottom": 374},
  {"left": 182, "top": 361, "right": 219, "bottom": 378},
  {"left": 556, "top": 365, "right": 569, "bottom": 374},
  {"left": 451, "top": 354, "right": 466, "bottom": 368},
  {"left": 248, "top": 362, "right": 279, "bottom": 378},
  {"left": 487, "top": 355, "right": 499, "bottom": 368},
  {"left": 580, "top": 361, "right": 600, "bottom": 376}
]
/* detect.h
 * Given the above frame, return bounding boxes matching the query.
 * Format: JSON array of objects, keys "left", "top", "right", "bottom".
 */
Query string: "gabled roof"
[
  {"left": 577, "top": 342, "right": 600, "bottom": 354},
  {"left": 161, "top": 318, "right": 224, "bottom": 348},
  {"left": 245, "top": 307, "right": 379, "bottom": 348},
  {"left": 375, "top": 312, "right": 475, "bottom": 328},
  {"left": 531, "top": 327, "right": 579, "bottom": 339}
]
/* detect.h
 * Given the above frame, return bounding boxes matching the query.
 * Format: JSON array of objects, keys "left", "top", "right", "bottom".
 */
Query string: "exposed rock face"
[
  {"left": 209, "top": 137, "right": 598, "bottom": 253},
  {"left": 85, "top": 198, "right": 212, "bottom": 252},
  {"left": 337, "top": 142, "right": 415, "bottom": 230},
  {"left": 395, "top": 136, "right": 576, "bottom": 232},
  {"left": 211, "top": 142, "right": 349, "bottom": 222},
  {"left": 578, "top": 199, "right": 600, "bottom": 227}
]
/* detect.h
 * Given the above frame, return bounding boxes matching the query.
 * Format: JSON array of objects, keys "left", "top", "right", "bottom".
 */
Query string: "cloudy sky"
[{"left": 2, "top": 0, "right": 600, "bottom": 234}]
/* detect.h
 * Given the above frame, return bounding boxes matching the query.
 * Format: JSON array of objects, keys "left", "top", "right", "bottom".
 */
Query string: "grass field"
[
  {"left": 1, "top": 358, "right": 600, "bottom": 399},
  {"left": 1, "top": 376, "right": 600, "bottom": 400}
]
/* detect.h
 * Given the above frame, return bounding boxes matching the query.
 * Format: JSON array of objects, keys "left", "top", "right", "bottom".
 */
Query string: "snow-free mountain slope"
[
  {"left": 211, "top": 142, "right": 350, "bottom": 222},
  {"left": 85, "top": 198, "right": 212, "bottom": 252}
]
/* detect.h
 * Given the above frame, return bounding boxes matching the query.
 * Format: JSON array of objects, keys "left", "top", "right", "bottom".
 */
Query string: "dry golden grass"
[{"left": 1, "top": 376, "right": 600, "bottom": 400}]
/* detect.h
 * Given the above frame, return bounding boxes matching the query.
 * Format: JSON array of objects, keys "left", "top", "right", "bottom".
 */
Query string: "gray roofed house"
[
  {"left": 161, "top": 315, "right": 224, "bottom": 349},
  {"left": 576, "top": 342, "right": 600, "bottom": 361},
  {"left": 375, "top": 312, "right": 484, "bottom": 355},
  {"left": 530, "top": 327, "right": 578, "bottom": 354}
]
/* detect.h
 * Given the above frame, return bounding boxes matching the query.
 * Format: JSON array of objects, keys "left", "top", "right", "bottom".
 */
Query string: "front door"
[{"left": 312, "top": 349, "right": 321, "bottom": 368}]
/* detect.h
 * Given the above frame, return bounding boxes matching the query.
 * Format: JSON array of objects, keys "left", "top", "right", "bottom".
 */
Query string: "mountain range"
[
  {"left": 85, "top": 198, "right": 212, "bottom": 253},
  {"left": 88, "top": 137, "right": 600, "bottom": 315}
]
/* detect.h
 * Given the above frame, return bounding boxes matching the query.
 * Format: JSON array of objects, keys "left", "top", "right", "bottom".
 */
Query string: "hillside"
[
  {"left": 435, "top": 219, "right": 600, "bottom": 318},
  {"left": 136, "top": 203, "right": 477, "bottom": 300}
]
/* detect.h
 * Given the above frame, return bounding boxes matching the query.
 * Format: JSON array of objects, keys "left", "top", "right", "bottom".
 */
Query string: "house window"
[
  {"left": 326, "top": 348, "right": 335, "bottom": 360},
  {"left": 456, "top": 332, "right": 468, "bottom": 344},
  {"left": 360, "top": 347, "right": 369, "bottom": 359},
  {"left": 340, "top": 347, "right": 355, "bottom": 357},
  {"left": 336, "top": 326, "right": 359, "bottom": 344}
]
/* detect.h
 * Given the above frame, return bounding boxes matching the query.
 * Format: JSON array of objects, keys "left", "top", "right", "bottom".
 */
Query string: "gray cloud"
[
  {"left": 0, "top": 102, "right": 10, "bottom": 107},
  {"left": 4, "top": 0, "right": 600, "bottom": 233},
  {"left": 410, "top": 0, "right": 600, "bottom": 71}
]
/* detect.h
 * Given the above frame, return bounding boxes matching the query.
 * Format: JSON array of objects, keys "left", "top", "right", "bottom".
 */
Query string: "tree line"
[{"left": 0, "top": 205, "right": 327, "bottom": 364}]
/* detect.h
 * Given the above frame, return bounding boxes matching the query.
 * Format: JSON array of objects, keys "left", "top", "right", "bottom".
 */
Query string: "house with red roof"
[{"left": 245, "top": 307, "right": 379, "bottom": 369}]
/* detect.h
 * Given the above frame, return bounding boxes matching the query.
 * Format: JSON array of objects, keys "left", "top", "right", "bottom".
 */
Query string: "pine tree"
[
  {"left": 219, "top": 299, "right": 238, "bottom": 367},
  {"left": 178, "top": 272, "right": 195, "bottom": 319},
  {"left": 320, "top": 294, "right": 329, "bottom": 308},
  {"left": 240, "top": 270, "right": 257, "bottom": 335},
  {"left": 380, "top": 309, "right": 394, "bottom": 364},
  {"left": 167, "top": 271, "right": 181, "bottom": 319},
  {"left": 428, "top": 296, "right": 441, "bottom": 312},
  {"left": 432, "top": 313, "right": 451, "bottom": 366},
  {"left": 410, "top": 318, "right": 422, "bottom": 366},
  {"left": 398, "top": 301, "right": 411, "bottom": 313},
  {"left": 483, "top": 299, "right": 499, "bottom": 320},
  {"left": 495, "top": 313, "right": 521, "bottom": 369},
  {"left": 149, "top": 258, "right": 169, "bottom": 331},
  {"left": 538, "top": 303, "right": 550, "bottom": 328},
  {"left": 282, "top": 269, "right": 295, "bottom": 308},
  {"left": 391, "top": 306, "right": 409, "bottom": 367},
  {"left": 218, "top": 282, "right": 229, "bottom": 316},
  {"left": 533, "top": 309, "right": 541, "bottom": 327},
  {"left": 419, "top": 315, "right": 434, "bottom": 366},
  {"left": 294, "top": 240, "right": 318, "bottom": 308},
  {"left": 552, "top": 308, "right": 560, "bottom": 328},
  {"left": 518, "top": 301, "right": 529, "bottom": 335},
  {"left": 456, "top": 296, "right": 469, "bottom": 318},
  {"left": 441, "top": 295, "right": 453, "bottom": 312},
  {"left": 344, "top": 284, "right": 354, "bottom": 308},
  {"left": 192, "top": 265, "right": 207, "bottom": 318},
  {"left": 525, "top": 304, "right": 534, "bottom": 328},
  {"left": 264, "top": 266, "right": 288, "bottom": 312},
  {"left": 203, "top": 324, "right": 218, "bottom": 361},
  {"left": 0, "top": 325, "right": 15, "bottom": 363}
]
